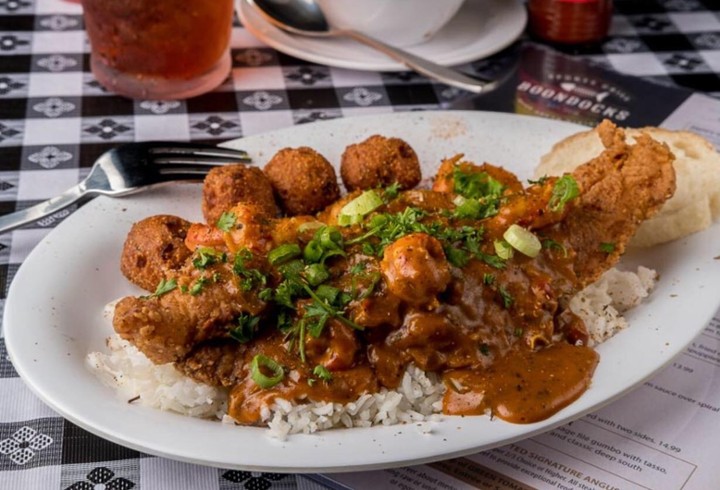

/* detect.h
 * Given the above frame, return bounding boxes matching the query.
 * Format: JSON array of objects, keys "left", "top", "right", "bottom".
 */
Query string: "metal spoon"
[{"left": 246, "top": 0, "right": 497, "bottom": 94}]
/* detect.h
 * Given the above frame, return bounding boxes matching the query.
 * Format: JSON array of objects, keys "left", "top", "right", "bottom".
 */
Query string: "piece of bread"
[{"left": 535, "top": 126, "right": 720, "bottom": 247}]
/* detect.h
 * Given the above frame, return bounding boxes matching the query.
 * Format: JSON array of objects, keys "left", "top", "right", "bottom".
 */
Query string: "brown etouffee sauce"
[{"left": 220, "top": 179, "right": 601, "bottom": 425}]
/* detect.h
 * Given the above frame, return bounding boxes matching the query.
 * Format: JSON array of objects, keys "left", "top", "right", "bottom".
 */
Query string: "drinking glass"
[{"left": 82, "top": 0, "right": 234, "bottom": 100}]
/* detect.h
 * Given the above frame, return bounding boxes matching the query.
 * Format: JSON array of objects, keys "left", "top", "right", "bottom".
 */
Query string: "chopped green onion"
[
  {"left": 503, "top": 224, "right": 541, "bottom": 258},
  {"left": 303, "top": 240, "right": 324, "bottom": 263},
  {"left": 251, "top": 354, "right": 285, "bottom": 389},
  {"left": 317, "top": 226, "right": 342, "bottom": 249},
  {"left": 549, "top": 175, "right": 580, "bottom": 212},
  {"left": 268, "top": 243, "right": 301, "bottom": 266},
  {"left": 338, "top": 190, "right": 384, "bottom": 226},
  {"left": 337, "top": 213, "right": 363, "bottom": 226},
  {"left": 494, "top": 239, "right": 514, "bottom": 260},
  {"left": 304, "top": 263, "right": 330, "bottom": 286},
  {"left": 298, "top": 221, "right": 324, "bottom": 233}
]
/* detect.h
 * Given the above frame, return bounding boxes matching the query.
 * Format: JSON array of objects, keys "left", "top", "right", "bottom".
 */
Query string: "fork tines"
[
  {"left": 151, "top": 156, "right": 244, "bottom": 167},
  {"left": 148, "top": 143, "right": 251, "bottom": 164}
]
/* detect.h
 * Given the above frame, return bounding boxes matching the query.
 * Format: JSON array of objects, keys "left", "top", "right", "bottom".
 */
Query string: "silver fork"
[{"left": 0, "top": 141, "right": 251, "bottom": 235}]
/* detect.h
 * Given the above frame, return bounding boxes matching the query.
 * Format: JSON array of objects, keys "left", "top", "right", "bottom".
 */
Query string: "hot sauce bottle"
[{"left": 528, "top": 0, "right": 613, "bottom": 45}]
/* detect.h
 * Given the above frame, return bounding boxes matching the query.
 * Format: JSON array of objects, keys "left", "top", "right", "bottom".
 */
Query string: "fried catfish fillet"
[
  {"left": 113, "top": 260, "right": 266, "bottom": 365},
  {"left": 561, "top": 120, "right": 676, "bottom": 287}
]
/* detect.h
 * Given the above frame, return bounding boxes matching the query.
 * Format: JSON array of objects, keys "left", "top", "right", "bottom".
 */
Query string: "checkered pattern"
[{"left": 0, "top": 0, "right": 718, "bottom": 488}]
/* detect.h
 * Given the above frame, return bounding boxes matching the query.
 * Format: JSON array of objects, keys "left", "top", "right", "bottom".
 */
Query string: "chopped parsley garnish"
[
  {"left": 229, "top": 313, "right": 260, "bottom": 343},
  {"left": 452, "top": 168, "right": 504, "bottom": 219},
  {"left": 383, "top": 182, "right": 401, "bottom": 201},
  {"left": 347, "top": 206, "right": 428, "bottom": 252},
  {"left": 301, "top": 282, "right": 361, "bottom": 332},
  {"left": 453, "top": 167, "right": 504, "bottom": 201},
  {"left": 189, "top": 276, "right": 208, "bottom": 296},
  {"left": 192, "top": 247, "right": 226, "bottom": 269},
  {"left": 349, "top": 261, "right": 367, "bottom": 275},
  {"left": 498, "top": 286, "right": 514, "bottom": 309},
  {"left": 542, "top": 238, "right": 568, "bottom": 257},
  {"left": 444, "top": 246, "right": 469, "bottom": 268},
  {"left": 599, "top": 242, "right": 616, "bottom": 253},
  {"left": 527, "top": 176, "right": 548, "bottom": 185},
  {"left": 148, "top": 278, "right": 177, "bottom": 298},
  {"left": 216, "top": 211, "right": 237, "bottom": 232},
  {"left": 232, "top": 249, "right": 267, "bottom": 291},
  {"left": 549, "top": 175, "right": 580, "bottom": 212},
  {"left": 313, "top": 364, "right": 333, "bottom": 382}
]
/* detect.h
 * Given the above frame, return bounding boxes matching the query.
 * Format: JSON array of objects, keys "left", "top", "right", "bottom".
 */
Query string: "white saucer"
[{"left": 236, "top": 0, "right": 528, "bottom": 72}]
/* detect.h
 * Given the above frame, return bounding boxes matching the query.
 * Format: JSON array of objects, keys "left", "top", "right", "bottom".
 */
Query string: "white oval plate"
[
  {"left": 236, "top": 0, "right": 527, "bottom": 72},
  {"left": 5, "top": 111, "right": 720, "bottom": 473}
]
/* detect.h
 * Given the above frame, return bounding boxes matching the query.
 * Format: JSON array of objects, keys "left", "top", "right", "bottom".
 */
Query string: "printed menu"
[
  {"left": 311, "top": 45, "right": 720, "bottom": 489},
  {"left": 313, "top": 312, "right": 720, "bottom": 489}
]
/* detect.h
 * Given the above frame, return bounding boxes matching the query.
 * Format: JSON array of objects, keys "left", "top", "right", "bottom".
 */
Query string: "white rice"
[
  {"left": 87, "top": 266, "right": 656, "bottom": 439},
  {"left": 569, "top": 266, "right": 657, "bottom": 346},
  {"left": 86, "top": 336, "right": 227, "bottom": 419}
]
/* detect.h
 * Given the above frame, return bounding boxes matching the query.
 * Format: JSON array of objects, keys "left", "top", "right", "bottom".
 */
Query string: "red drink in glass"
[{"left": 82, "top": 0, "right": 234, "bottom": 100}]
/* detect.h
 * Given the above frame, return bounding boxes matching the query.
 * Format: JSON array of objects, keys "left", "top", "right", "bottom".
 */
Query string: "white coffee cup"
[{"left": 315, "top": 0, "right": 466, "bottom": 47}]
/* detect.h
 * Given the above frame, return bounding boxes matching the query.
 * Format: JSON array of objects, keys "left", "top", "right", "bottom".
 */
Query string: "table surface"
[{"left": 1, "top": 0, "right": 719, "bottom": 488}]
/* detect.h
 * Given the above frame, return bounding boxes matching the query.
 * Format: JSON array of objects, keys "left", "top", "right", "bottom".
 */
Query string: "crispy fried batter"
[
  {"left": 120, "top": 215, "right": 192, "bottom": 292},
  {"left": 113, "top": 261, "right": 266, "bottom": 364},
  {"left": 176, "top": 341, "right": 246, "bottom": 387},
  {"left": 263, "top": 147, "right": 340, "bottom": 216},
  {"left": 561, "top": 120, "right": 676, "bottom": 286},
  {"left": 341, "top": 135, "right": 421, "bottom": 192},
  {"left": 202, "top": 165, "right": 279, "bottom": 226}
]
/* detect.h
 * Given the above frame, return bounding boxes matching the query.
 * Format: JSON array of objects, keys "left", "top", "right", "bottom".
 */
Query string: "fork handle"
[{"left": 0, "top": 183, "right": 87, "bottom": 235}]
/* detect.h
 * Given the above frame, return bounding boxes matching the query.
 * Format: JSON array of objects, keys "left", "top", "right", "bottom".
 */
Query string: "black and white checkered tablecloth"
[{"left": 0, "top": 0, "right": 719, "bottom": 488}]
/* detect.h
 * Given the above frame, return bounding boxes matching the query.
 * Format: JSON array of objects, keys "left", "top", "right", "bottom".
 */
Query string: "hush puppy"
[
  {"left": 120, "top": 215, "right": 192, "bottom": 292},
  {"left": 202, "top": 165, "right": 279, "bottom": 226},
  {"left": 341, "top": 135, "right": 421, "bottom": 192},
  {"left": 263, "top": 147, "right": 340, "bottom": 216}
]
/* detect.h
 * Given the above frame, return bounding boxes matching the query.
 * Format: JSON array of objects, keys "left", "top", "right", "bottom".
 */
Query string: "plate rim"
[{"left": 236, "top": 0, "right": 528, "bottom": 72}]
